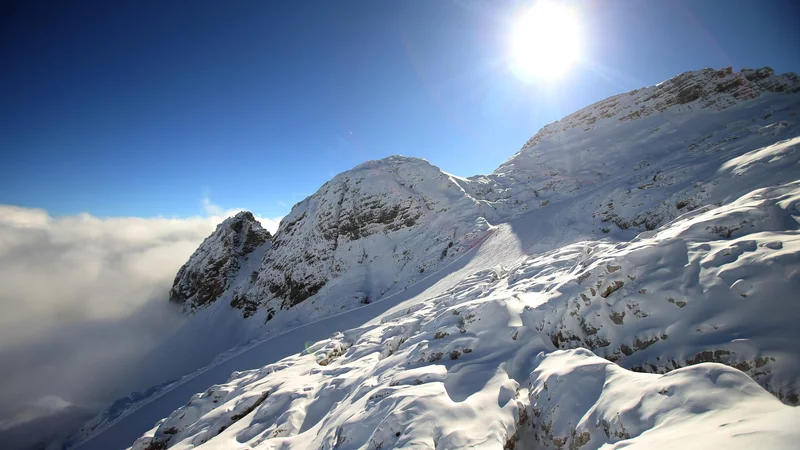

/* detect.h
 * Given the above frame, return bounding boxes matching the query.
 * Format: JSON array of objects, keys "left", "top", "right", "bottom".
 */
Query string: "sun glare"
[{"left": 511, "top": 1, "right": 581, "bottom": 81}]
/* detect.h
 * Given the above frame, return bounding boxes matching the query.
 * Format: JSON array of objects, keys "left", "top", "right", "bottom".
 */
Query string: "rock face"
[
  {"left": 171, "top": 157, "right": 493, "bottom": 320},
  {"left": 169, "top": 212, "right": 271, "bottom": 313},
  {"left": 245, "top": 156, "right": 491, "bottom": 318},
  {"left": 172, "top": 66, "right": 800, "bottom": 324}
]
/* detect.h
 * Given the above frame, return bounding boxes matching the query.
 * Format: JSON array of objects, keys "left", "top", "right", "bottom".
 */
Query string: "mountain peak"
[
  {"left": 169, "top": 211, "right": 271, "bottom": 311},
  {"left": 351, "top": 155, "right": 430, "bottom": 171},
  {"left": 169, "top": 66, "right": 800, "bottom": 320},
  {"left": 226, "top": 210, "right": 257, "bottom": 223}
]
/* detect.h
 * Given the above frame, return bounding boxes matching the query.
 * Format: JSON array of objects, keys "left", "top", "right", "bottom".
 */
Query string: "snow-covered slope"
[
  {"left": 129, "top": 180, "right": 800, "bottom": 450},
  {"left": 465, "top": 66, "right": 800, "bottom": 224},
  {"left": 69, "top": 159, "right": 495, "bottom": 447},
  {"left": 74, "top": 66, "right": 800, "bottom": 449}
]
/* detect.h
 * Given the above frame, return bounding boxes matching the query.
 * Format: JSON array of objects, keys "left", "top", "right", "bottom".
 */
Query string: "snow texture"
[{"left": 72, "top": 66, "right": 800, "bottom": 450}]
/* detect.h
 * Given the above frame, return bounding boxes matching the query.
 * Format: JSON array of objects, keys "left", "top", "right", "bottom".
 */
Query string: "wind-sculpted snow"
[
  {"left": 521, "top": 349, "right": 800, "bottom": 449},
  {"left": 130, "top": 181, "right": 800, "bottom": 449}
]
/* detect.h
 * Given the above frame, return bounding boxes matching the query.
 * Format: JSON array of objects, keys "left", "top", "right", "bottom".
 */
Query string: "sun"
[{"left": 510, "top": 1, "right": 581, "bottom": 81}]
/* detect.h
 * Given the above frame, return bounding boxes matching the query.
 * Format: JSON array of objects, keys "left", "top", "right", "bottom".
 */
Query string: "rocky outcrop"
[{"left": 169, "top": 212, "right": 271, "bottom": 312}]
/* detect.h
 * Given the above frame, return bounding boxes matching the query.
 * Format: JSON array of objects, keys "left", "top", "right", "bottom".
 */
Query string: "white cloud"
[
  {"left": 202, "top": 194, "right": 223, "bottom": 216},
  {"left": 0, "top": 205, "right": 282, "bottom": 440},
  {"left": 254, "top": 216, "right": 282, "bottom": 234},
  {"left": 201, "top": 194, "right": 282, "bottom": 234}
]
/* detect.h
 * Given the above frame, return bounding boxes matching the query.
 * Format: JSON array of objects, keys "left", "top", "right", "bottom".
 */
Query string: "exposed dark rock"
[
  {"left": 600, "top": 281, "right": 625, "bottom": 298},
  {"left": 169, "top": 211, "right": 271, "bottom": 312},
  {"left": 230, "top": 392, "right": 269, "bottom": 421}
]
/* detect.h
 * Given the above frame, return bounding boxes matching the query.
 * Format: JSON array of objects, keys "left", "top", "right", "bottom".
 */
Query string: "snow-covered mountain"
[
  {"left": 170, "top": 66, "right": 799, "bottom": 325},
  {"left": 171, "top": 157, "right": 493, "bottom": 325},
  {"left": 73, "top": 66, "right": 800, "bottom": 449}
]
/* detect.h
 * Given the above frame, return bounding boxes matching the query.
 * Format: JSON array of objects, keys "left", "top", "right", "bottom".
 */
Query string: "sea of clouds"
[{"left": 0, "top": 204, "right": 280, "bottom": 446}]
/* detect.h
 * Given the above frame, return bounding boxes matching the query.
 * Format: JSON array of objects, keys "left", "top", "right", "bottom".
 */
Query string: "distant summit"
[{"left": 169, "top": 211, "right": 271, "bottom": 313}]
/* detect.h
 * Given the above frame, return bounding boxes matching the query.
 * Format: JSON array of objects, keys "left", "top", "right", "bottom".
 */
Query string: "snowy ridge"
[
  {"left": 463, "top": 67, "right": 800, "bottom": 222},
  {"left": 519, "top": 66, "right": 799, "bottom": 149},
  {"left": 75, "top": 66, "right": 800, "bottom": 449}
]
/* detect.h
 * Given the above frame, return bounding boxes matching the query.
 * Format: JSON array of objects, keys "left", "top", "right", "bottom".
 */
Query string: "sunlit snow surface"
[
  {"left": 74, "top": 67, "right": 800, "bottom": 449},
  {"left": 127, "top": 179, "right": 800, "bottom": 449}
]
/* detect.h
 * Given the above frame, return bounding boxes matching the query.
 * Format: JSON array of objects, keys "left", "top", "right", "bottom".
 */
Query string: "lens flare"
[{"left": 510, "top": 1, "right": 581, "bottom": 81}]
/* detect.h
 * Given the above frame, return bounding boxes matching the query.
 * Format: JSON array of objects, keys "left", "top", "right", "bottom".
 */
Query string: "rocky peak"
[
  {"left": 168, "top": 155, "right": 490, "bottom": 320},
  {"left": 220, "top": 211, "right": 272, "bottom": 254},
  {"left": 244, "top": 155, "right": 490, "bottom": 315},
  {"left": 169, "top": 211, "right": 272, "bottom": 312}
]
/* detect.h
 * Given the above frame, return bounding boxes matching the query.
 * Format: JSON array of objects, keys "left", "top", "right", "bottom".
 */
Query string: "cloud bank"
[{"left": 0, "top": 205, "right": 281, "bottom": 446}]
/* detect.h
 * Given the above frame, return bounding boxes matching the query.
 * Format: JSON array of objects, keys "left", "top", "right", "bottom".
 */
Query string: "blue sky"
[{"left": 1, "top": 0, "right": 798, "bottom": 219}]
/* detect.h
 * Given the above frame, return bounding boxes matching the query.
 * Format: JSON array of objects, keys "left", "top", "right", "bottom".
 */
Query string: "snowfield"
[{"left": 72, "top": 67, "right": 800, "bottom": 449}]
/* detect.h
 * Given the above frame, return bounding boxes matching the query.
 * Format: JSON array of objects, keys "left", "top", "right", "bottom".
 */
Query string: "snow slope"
[
  {"left": 72, "top": 66, "right": 800, "bottom": 449},
  {"left": 128, "top": 180, "right": 800, "bottom": 450}
]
